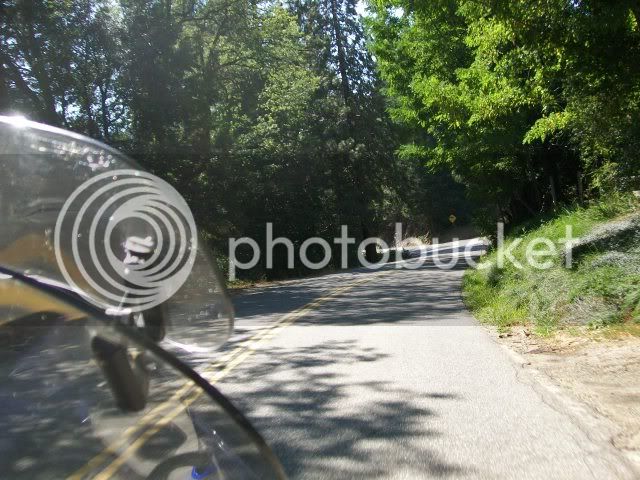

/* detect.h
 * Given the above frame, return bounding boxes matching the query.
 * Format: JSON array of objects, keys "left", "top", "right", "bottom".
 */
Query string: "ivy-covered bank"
[{"left": 463, "top": 194, "right": 640, "bottom": 335}]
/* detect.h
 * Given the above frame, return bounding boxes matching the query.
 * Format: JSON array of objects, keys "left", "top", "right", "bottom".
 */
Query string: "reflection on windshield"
[
  {"left": 0, "top": 116, "right": 233, "bottom": 354},
  {"left": 0, "top": 280, "right": 278, "bottom": 479}
]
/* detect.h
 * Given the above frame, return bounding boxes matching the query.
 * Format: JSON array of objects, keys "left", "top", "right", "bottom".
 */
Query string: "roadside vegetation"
[
  {"left": 463, "top": 194, "right": 640, "bottom": 335},
  {"left": 0, "top": 0, "right": 469, "bottom": 281},
  {"left": 369, "top": 1, "right": 640, "bottom": 230},
  {"left": 3, "top": 1, "right": 640, "bottom": 285},
  {"left": 368, "top": 1, "right": 640, "bottom": 335}
]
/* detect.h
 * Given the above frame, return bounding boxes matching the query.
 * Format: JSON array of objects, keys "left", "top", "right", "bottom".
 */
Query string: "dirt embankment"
[{"left": 491, "top": 327, "right": 640, "bottom": 465}]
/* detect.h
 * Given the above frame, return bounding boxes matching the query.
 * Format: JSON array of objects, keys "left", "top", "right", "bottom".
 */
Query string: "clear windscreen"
[
  {"left": 0, "top": 115, "right": 232, "bottom": 354},
  {"left": 0, "top": 274, "right": 283, "bottom": 479}
]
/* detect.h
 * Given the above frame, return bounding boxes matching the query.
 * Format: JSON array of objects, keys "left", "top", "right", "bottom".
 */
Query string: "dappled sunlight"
[{"left": 219, "top": 340, "right": 469, "bottom": 478}]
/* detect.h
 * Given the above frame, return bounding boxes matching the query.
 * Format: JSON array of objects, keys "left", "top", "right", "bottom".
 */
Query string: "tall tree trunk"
[
  {"left": 577, "top": 169, "right": 584, "bottom": 205},
  {"left": 0, "top": 51, "right": 43, "bottom": 112},
  {"left": 24, "top": 23, "right": 60, "bottom": 125},
  {"left": 329, "top": 0, "right": 377, "bottom": 262},
  {"left": 0, "top": 68, "right": 9, "bottom": 112},
  {"left": 329, "top": 0, "right": 351, "bottom": 108},
  {"left": 99, "top": 83, "right": 111, "bottom": 140}
]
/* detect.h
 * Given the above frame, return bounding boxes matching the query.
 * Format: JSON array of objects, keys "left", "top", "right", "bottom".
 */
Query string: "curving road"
[
  {"left": 213, "top": 239, "right": 638, "bottom": 479},
  {"left": 2, "top": 239, "right": 637, "bottom": 478}
]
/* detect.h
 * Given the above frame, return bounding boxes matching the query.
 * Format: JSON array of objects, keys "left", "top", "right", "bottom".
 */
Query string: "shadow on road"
[
  {"left": 222, "top": 339, "right": 471, "bottom": 478},
  {"left": 235, "top": 257, "right": 477, "bottom": 327},
  {"left": 232, "top": 243, "right": 487, "bottom": 325},
  {"left": 297, "top": 266, "right": 473, "bottom": 326}
]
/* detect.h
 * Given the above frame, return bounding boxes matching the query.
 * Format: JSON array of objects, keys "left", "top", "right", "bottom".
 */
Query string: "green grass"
[{"left": 463, "top": 193, "right": 640, "bottom": 336}]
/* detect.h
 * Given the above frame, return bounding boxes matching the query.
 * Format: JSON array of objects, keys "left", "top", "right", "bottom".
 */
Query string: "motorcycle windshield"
[
  {"left": 0, "top": 272, "right": 285, "bottom": 479},
  {"left": 0, "top": 115, "right": 232, "bottom": 354}
]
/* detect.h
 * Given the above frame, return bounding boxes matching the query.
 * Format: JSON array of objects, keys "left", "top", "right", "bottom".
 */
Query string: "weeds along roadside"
[{"left": 463, "top": 193, "right": 640, "bottom": 336}]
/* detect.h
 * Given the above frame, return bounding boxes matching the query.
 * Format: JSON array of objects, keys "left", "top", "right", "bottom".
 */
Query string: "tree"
[
  {"left": 368, "top": 0, "right": 640, "bottom": 228},
  {"left": 1, "top": 0, "right": 123, "bottom": 134},
  {"left": 289, "top": 0, "right": 404, "bottom": 261},
  {"left": 1, "top": 0, "right": 426, "bottom": 279}
]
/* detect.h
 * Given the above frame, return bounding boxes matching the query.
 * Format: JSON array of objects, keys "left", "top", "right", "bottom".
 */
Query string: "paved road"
[
  {"left": 2, "top": 239, "right": 638, "bottom": 478},
  {"left": 213, "top": 240, "right": 638, "bottom": 479}
]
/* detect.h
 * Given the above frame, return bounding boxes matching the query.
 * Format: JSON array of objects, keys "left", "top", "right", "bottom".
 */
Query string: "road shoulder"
[{"left": 487, "top": 326, "right": 640, "bottom": 470}]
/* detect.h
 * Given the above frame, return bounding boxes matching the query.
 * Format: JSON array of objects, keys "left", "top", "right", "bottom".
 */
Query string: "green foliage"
[
  {"left": 2, "top": 0, "right": 475, "bottom": 279},
  {"left": 463, "top": 194, "right": 640, "bottom": 334},
  {"left": 368, "top": 0, "right": 640, "bottom": 224},
  {"left": 523, "top": 112, "right": 572, "bottom": 145}
]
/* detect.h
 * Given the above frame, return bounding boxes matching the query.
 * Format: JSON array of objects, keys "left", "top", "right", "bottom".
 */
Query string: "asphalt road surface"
[
  {"left": 2, "top": 239, "right": 638, "bottom": 479},
  {"left": 212, "top": 239, "right": 638, "bottom": 479}
]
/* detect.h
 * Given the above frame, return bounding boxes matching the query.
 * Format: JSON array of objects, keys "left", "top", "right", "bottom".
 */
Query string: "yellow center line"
[
  {"left": 67, "top": 344, "right": 252, "bottom": 480},
  {"left": 93, "top": 348, "right": 260, "bottom": 480},
  {"left": 68, "top": 271, "right": 386, "bottom": 480}
]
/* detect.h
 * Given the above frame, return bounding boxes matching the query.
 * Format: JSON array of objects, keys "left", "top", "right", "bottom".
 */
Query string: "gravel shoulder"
[{"left": 489, "top": 326, "right": 640, "bottom": 467}]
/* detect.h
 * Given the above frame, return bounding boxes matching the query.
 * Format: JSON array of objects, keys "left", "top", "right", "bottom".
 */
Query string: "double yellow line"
[{"left": 68, "top": 272, "right": 384, "bottom": 479}]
